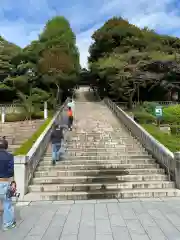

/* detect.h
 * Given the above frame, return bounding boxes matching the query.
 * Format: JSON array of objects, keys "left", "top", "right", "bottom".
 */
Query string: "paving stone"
[
  {"left": 137, "top": 213, "right": 157, "bottom": 227},
  {"left": 106, "top": 203, "right": 120, "bottom": 215},
  {"left": 145, "top": 226, "right": 167, "bottom": 240},
  {"left": 26, "top": 209, "right": 55, "bottom": 238},
  {"left": 112, "top": 226, "right": 131, "bottom": 240},
  {"left": 52, "top": 200, "right": 74, "bottom": 205},
  {"left": 109, "top": 214, "right": 126, "bottom": 227},
  {"left": 96, "top": 234, "right": 113, "bottom": 240},
  {"left": 119, "top": 206, "right": 137, "bottom": 220},
  {"left": 75, "top": 200, "right": 96, "bottom": 204},
  {"left": 30, "top": 201, "right": 52, "bottom": 205},
  {"left": 78, "top": 226, "right": 95, "bottom": 240},
  {"left": 96, "top": 199, "right": 118, "bottom": 203},
  {"left": 60, "top": 235, "right": 77, "bottom": 240},
  {"left": 126, "top": 219, "right": 146, "bottom": 235},
  {"left": 96, "top": 219, "right": 112, "bottom": 234},
  {"left": 16, "top": 202, "right": 31, "bottom": 207},
  {"left": 164, "top": 212, "right": 180, "bottom": 226},
  {"left": 95, "top": 204, "right": 109, "bottom": 220},
  {"left": 129, "top": 233, "right": 150, "bottom": 240}
]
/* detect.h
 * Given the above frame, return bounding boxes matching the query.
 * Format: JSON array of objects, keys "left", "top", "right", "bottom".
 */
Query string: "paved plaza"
[{"left": 1, "top": 198, "right": 180, "bottom": 239}]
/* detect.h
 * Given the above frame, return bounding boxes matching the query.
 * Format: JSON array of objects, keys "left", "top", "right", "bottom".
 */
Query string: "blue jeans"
[
  {"left": 0, "top": 182, "right": 14, "bottom": 229},
  {"left": 52, "top": 140, "right": 64, "bottom": 162}
]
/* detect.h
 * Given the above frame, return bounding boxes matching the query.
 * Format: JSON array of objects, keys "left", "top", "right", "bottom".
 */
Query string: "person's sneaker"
[
  {"left": 3, "top": 222, "right": 16, "bottom": 231},
  {"left": 52, "top": 160, "right": 56, "bottom": 166}
]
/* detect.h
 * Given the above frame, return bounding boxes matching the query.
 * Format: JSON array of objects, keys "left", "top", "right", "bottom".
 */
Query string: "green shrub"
[
  {"left": 5, "top": 112, "right": 26, "bottom": 122},
  {"left": 161, "top": 112, "right": 180, "bottom": 124},
  {"left": 3, "top": 111, "right": 51, "bottom": 122},
  {"left": 160, "top": 105, "right": 180, "bottom": 124},
  {"left": 142, "top": 124, "right": 180, "bottom": 152},
  {"left": 142, "top": 101, "right": 159, "bottom": 115},
  {"left": 31, "top": 111, "right": 44, "bottom": 119},
  {"left": 163, "top": 104, "right": 180, "bottom": 117},
  {"left": 170, "top": 125, "right": 180, "bottom": 135},
  {"left": 14, "top": 117, "right": 52, "bottom": 155},
  {"left": 134, "top": 111, "right": 156, "bottom": 123}
]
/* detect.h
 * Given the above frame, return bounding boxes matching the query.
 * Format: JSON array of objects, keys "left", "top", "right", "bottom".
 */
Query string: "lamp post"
[
  {"left": 27, "top": 69, "right": 35, "bottom": 97},
  {"left": 27, "top": 69, "right": 35, "bottom": 120}
]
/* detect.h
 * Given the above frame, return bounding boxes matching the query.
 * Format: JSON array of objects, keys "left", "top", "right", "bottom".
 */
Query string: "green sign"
[{"left": 155, "top": 106, "right": 162, "bottom": 117}]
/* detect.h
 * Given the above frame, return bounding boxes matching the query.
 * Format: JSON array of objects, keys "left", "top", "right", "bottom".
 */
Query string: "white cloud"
[{"left": 0, "top": 0, "right": 180, "bottom": 67}]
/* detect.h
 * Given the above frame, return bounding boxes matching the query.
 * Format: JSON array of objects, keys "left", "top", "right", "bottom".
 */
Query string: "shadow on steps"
[{"left": 83, "top": 91, "right": 100, "bottom": 102}]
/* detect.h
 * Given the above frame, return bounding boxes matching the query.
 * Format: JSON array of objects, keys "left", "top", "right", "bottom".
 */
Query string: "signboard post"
[{"left": 155, "top": 106, "right": 162, "bottom": 126}]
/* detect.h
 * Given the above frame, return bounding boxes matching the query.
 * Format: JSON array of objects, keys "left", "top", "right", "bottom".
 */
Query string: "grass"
[
  {"left": 14, "top": 117, "right": 53, "bottom": 155},
  {"left": 142, "top": 124, "right": 180, "bottom": 152}
]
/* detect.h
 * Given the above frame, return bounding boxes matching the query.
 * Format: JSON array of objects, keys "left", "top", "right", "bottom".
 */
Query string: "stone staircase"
[
  {"left": 24, "top": 88, "right": 180, "bottom": 201},
  {"left": 0, "top": 120, "right": 44, "bottom": 152}
]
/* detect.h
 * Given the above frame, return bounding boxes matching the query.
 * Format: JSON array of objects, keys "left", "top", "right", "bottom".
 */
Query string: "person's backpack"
[{"left": 68, "top": 109, "right": 73, "bottom": 117}]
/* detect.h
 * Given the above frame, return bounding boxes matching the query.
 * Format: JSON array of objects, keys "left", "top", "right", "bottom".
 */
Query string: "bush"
[
  {"left": 170, "top": 125, "right": 180, "bottom": 135},
  {"left": 134, "top": 111, "right": 156, "bottom": 123},
  {"left": 3, "top": 111, "right": 51, "bottom": 122},
  {"left": 163, "top": 104, "right": 180, "bottom": 117},
  {"left": 161, "top": 112, "right": 180, "bottom": 124},
  {"left": 31, "top": 111, "right": 44, "bottom": 119},
  {"left": 142, "top": 124, "right": 180, "bottom": 152},
  {"left": 5, "top": 113, "right": 26, "bottom": 122},
  {"left": 14, "top": 117, "right": 52, "bottom": 155},
  {"left": 142, "top": 101, "right": 159, "bottom": 115}
]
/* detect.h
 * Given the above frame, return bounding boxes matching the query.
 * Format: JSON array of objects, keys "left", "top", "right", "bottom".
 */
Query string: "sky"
[{"left": 0, "top": 0, "right": 180, "bottom": 68}]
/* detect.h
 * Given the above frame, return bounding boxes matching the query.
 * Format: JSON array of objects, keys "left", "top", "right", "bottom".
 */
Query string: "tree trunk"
[
  {"left": 55, "top": 83, "right": 60, "bottom": 105},
  {"left": 127, "top": 91, "right": 135, "bottom": 109}
]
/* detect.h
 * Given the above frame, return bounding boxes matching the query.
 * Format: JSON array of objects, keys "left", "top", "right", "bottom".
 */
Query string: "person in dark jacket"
[
  {"left": 50, "top": 124, "right": 64, "bottom": 165},
  {"left": 2, "top": 136, "right": 8, "bottom": 150},
  {"left": 0, "top": 140, "right": 16, "bottom": 230}
]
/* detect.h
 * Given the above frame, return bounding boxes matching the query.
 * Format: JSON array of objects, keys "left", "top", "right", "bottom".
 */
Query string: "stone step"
[
  {"left": 42, "top": 155, "right": 153, "bottom": 161},
  {"left": 8, "top": 144, "right": 20, "bottom": 149},
  {"left": 32, "top": 174, "right": 168, "bottom": 184},
  {"left": 64, "top": 147, "right": 144, "bottom": 152},
  {"left": 34, "top": 168, "right": 165, "bottom": 178},
  {"left": 37, "top": 163, "right": 159, "bottom": 171},
  {"left": 68, "top": 140, "right": 139, "bottom": 146},
  {"left": 28, "top": 181, "right": 175, "bottom": 193},
  {"left": 67, "top": 142, "right": 142, "bottom": 146},
  {"left": 24, "top": 188, "right": 180, "bottom": 201},
  {"left": 69, "top": 138, "right": 137, "bottom": 143},
  {"left": 67, "top": 141, "right": 141, "bottom": 146},
  {"left": 44, "top": 151, "right": 148, "bottom": 156},
  {"left": 38, "top": 158, "right": 156, "bottom": 166}
]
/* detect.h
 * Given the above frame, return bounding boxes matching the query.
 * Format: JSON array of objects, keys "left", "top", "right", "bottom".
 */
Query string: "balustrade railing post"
[
  {"left": 44, "top": 101, "right": 48, "bottom": 119},
  {"left": 14, "top": 155, "right": 28, "bottom": 198},
  {"left": 1, "top": 106, "right": 5, "bottom": 123},
  {"left": 174, "top": 152, "right": 180, "bottom": 189}
]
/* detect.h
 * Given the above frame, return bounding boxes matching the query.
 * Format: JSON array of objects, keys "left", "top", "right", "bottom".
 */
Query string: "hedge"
[
  {"left": 170, "top": 125, "right": 180, "bottom": 135},
  {"left": 134, "top": 111, "right": 156, "bottom": 124},
  {"left": 142, "top": 124, "right": 180, "bottom": 152},
  {"left": 142, "top": 101, "right": 159, "bottom": 115},
  {"left": 4, "top": 111, "right": 44, "bottom": 122},
  {"left": 14, "top": 117, "right": 52, "bottom": 155}
]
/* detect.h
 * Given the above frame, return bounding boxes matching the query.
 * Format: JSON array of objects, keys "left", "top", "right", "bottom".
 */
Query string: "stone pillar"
[
  {"left": 44, "top": 101, "right": 48, "bottom": 119},
  {"left": 174, "top": 152, "right": 180, "bottom": 189},
  {"left": 14, "top": 155, "right": 28, "bottom": 198},
  {"left": 1, "top": 107, "right": 5, "bottom": 123}
]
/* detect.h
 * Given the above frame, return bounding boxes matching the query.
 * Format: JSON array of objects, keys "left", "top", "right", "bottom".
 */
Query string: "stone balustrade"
[
  {"left": 104, "top": 98, "right": 176, "bottom": 182},
  {"left": 14, "top": 101, "right": 67, "bottom": 198}
]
